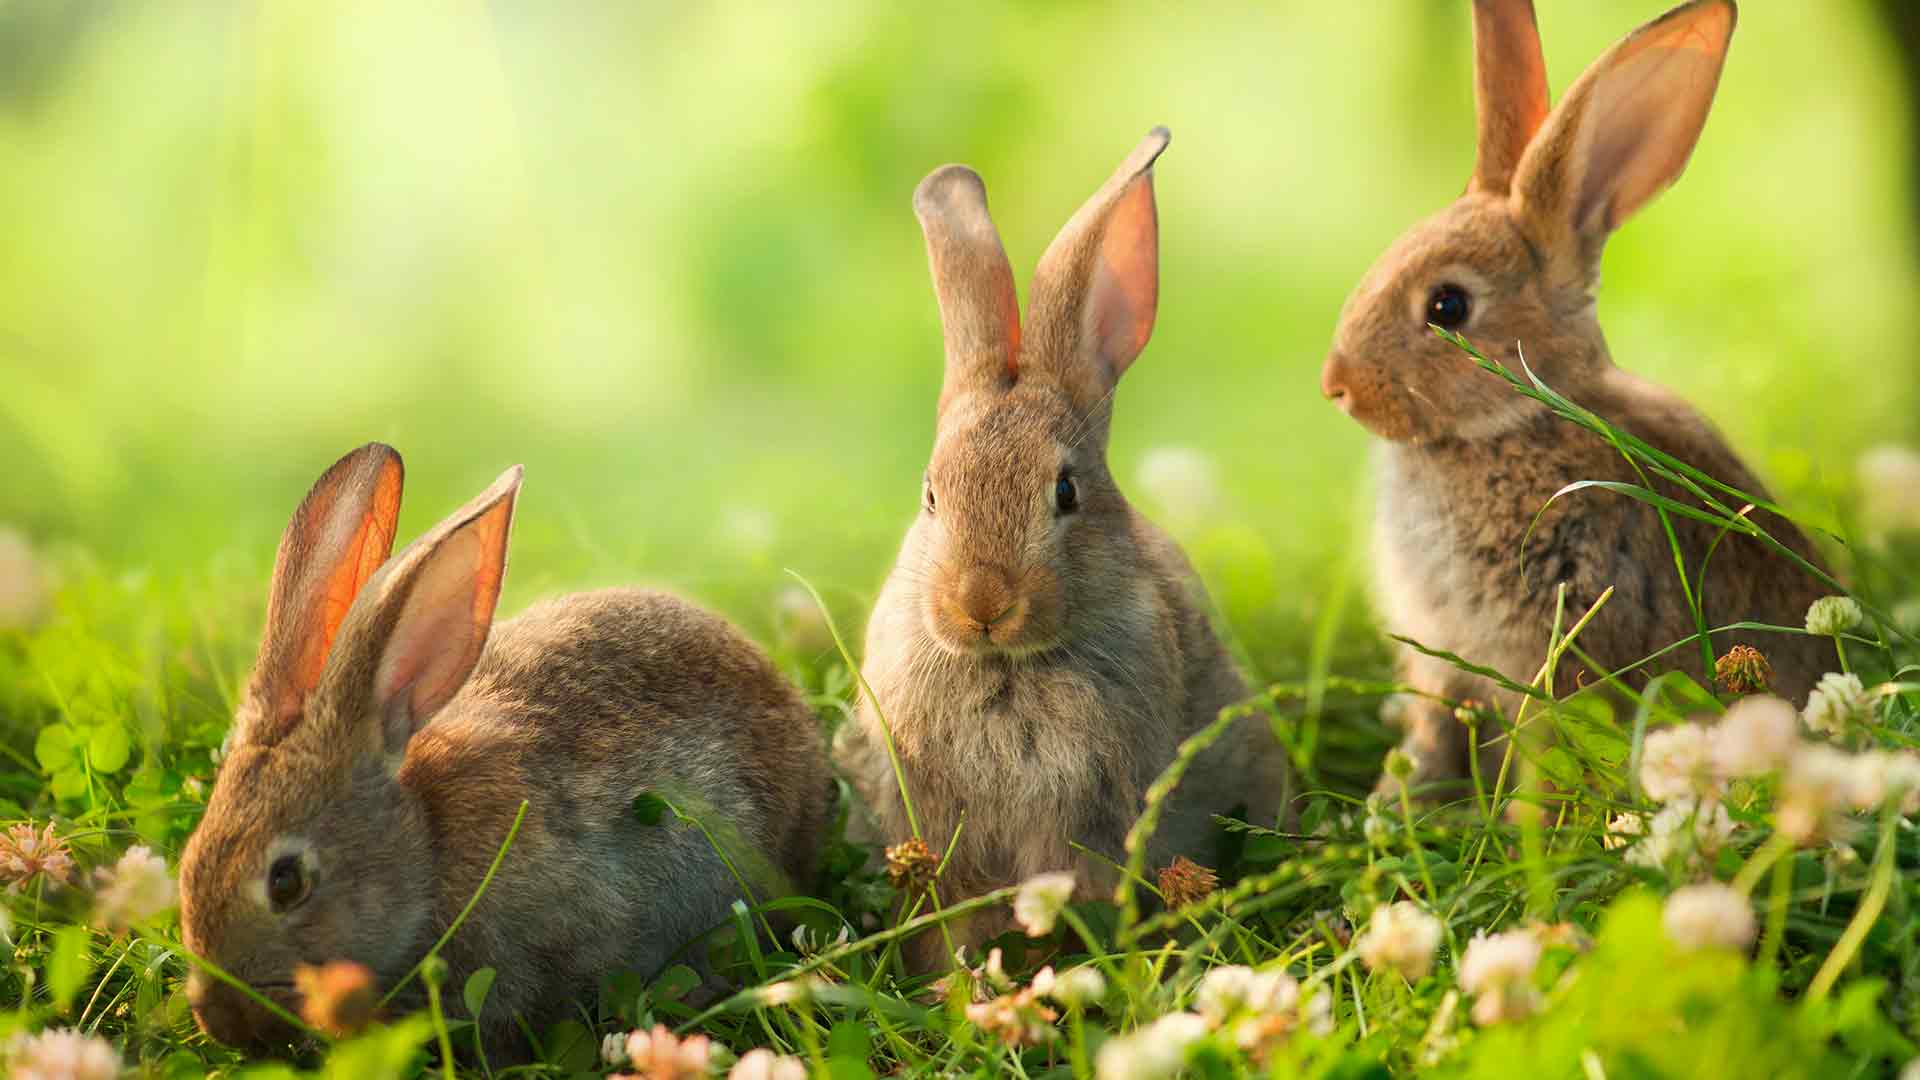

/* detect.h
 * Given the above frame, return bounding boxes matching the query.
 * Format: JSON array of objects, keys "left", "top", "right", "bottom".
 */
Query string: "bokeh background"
[{"left": 1, "top": 1, "right": 1915, "bottom": 691}]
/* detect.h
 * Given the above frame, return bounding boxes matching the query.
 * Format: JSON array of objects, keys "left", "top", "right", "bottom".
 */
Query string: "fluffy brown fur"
[
  {"left": 179, "top": 445, "right": 827, "bottom": 1057},
  {"left": 837, "top": 130, "right": 1293, "bottom": 967},
  {"left": 1320, "top": 0, "right": 1831, "bottom": 790}
]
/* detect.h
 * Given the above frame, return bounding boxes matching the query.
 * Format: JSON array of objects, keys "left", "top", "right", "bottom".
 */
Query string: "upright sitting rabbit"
[
  {"left": 1320, "top": 0, "right": 1830, "bottom": 791},
  {"left": 179, "top": 444, "right": 827, "bottom": 1054},
  {"left": 837, "top": 129, "right": 1292, "bottom": 963}
]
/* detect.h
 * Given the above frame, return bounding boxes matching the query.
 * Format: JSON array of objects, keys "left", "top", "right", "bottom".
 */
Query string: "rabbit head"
[
  {"left": 180, "top": 444, "right": 521, "bottom": 1048},
  {"left": 1321, "top": 0, "right": 1737, "bottom": 445},
  {"left": 906, "top": 128, "right": 1168, "bottom": 658}
]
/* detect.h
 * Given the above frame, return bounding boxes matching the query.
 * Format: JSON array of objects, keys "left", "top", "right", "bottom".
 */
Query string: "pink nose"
[{"left": 954, "top": 566, "right": 1015, "bottom": 631}]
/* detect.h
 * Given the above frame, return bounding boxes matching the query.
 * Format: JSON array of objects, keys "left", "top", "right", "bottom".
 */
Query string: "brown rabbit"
[
  {"left": 1320, "top": 0, "right": 1831, "bottom": 792},
  {"left": 835, "top": 129, "right": 1293, "bottom": 966},
  {"left": 179, "top": 444, "right": 827, "bottom": 1055}
]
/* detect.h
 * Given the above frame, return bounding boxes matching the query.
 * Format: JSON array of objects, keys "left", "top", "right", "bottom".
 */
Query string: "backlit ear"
[
  {"left": 354, "top": 466, "right": 520, "bottom": 756},
  {"left": 1468, "top": 0, "right": 1551, "bottom": 194},
  {"left": 1510, "top": 0, "right": 1736, "bottom": 281},
  {"left": 914, "top": 165, "right": 1021, "bottom": 413},
  {"left": 1025, "top": 127, "right": 1168, "bottom": 410},
  {"left": 245, "top": 444, "right": 404, "bottom": 745}
]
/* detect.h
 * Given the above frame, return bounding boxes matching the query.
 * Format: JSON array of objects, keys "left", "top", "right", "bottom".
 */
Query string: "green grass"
[
  {"left": 5, "top": 337, "right": 1920, "bottom": 1077},
  {"left": 3, "top": 2, "right": 1920, "bottom": 1076}
]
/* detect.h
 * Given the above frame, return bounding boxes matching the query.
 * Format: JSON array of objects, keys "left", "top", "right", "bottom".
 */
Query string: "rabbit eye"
[
  {"left": 922, "top": 475, "right": 936, "bottom": 515},
  {"left": 266, "top": 854, "right": 309, "bottom": 913},
  {"left": 1055, "top": 470, "right": 1079, "bottom": 515},
  {"left": 1426, "top": 284, "right": 1472, "bottom": 330}
]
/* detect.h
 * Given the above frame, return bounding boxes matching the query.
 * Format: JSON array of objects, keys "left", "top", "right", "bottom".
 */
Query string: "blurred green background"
[{"left": 0, "top": 1, "right": 1914, "bottom": 682}]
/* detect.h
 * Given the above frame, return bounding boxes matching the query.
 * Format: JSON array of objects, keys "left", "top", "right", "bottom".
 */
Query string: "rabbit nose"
[
  {"left": 1320, "top": 355, "right": 1351, "bottom": 407},
  {"left": 955, "top": 566, "right": 1016, "bottom": 631},
  {"left": 189, "top": 975, "right": 256, "bottom": 1047}
]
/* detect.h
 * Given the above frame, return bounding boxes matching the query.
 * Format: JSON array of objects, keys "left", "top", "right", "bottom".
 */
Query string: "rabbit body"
[
  {"left": 1322, "top": 2, "right": 1833, "bottom": 789},
  {"left": 838, "top": 131, "right": 1291, "bottom": 963},
  {"left": 181, "top": 448, "right": 826, "bottom": 1056}
]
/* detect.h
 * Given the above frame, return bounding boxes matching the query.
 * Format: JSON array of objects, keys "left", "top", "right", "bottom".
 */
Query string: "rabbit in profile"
[
  {"left": 836, "top": 129, "right": 1293, "bottom": 965},
  {"left": 179, "top": 444, "right": 827, "bottom": 1055},
  {"left": 1320, "top": 0, "right": 1831, "bottom": 792}
]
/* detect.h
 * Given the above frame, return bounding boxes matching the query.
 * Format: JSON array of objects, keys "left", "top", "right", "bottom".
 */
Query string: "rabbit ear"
[
  {"left": 246, "top": 443, "right": 404, "bottom": 745},
  {"left": 914, "top": 165, "right": 1022, "bottom": 412},
  {"left": 1025, "top": 127, "right": 1167, "bottom": 411},
  {"left": 1510, "top": 0, "right": 1736, "bottom": 280},
  {"left": 1468, "top": 0, "right": 1551, "bottom": 194},
  {"left": 338, "top": 465, "right": 520, "bottom": 758}
]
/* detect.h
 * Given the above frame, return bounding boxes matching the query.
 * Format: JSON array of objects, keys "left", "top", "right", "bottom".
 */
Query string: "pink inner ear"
[
  {"left": 1085, "top": 175, "right": 1159, "bottom": 378},
  {"left": 372, "top": 524, "right": 499, "bottom": 736}
]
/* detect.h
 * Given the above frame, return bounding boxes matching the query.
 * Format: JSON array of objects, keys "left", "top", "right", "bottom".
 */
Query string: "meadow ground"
[{"left": 4, "top": 2, "right": 1920, "bottom": 1077}]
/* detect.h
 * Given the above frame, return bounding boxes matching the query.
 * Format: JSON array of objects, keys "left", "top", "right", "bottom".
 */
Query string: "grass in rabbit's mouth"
[{"left": 4, "top": 374, "right": 1920, "bottom": 1078}]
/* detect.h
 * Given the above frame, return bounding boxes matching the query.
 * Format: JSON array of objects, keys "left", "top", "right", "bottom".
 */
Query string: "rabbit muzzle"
[
  {"left": 188, "top": 969, "right": 302, "bottom": 1050},
  {"left": 933, "top": 563, "right": 1033, "bottom": 652}
]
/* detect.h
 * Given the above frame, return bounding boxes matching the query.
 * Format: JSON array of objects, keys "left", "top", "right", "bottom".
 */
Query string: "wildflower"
[
  {"left": 603, "top": 1031, "right": 631, "bottom": 1067},
  {"left": 1458, "top": 929, "right": 1542, "bottom": 1026},
  {"left": 755, "top": 977, "right": 824, "bottom": 1008},
  {"left": 965, "top": 987, "right": 1059, "bottom": 1047},
  {"left": 1603, "top": 811, "right": 1644, "bottom": 851},
  {"left": 1805, "top": 596, "right": 1865, "bottom": 638},
  {"left": 1640, "top": 723, "right": 1723, "bottom": 803},
  {"left": 1135, "top": 447, "right": 1222, "bottom": 529},
  {"left": 1383, "top": 747, "right": 1419, "bottom": 782},
  {"left": 1714, "top": 644, "right": 1773, "bottom": 695},
  {"left": 1231, "top": 986, "right": 1334, "bottom": 1057},
  {"left": 294, "top": 961, "right": 376, "bottom": 1038},
  {"left": 1012, "top": 871, "right": 1075, "bottom": 937},
  {"left": 883, "top": 837, "right": 938, "bottom": 893},
  {"left": 1095, "top": 1011, "right": 1209, "bottom": 1080},
  {"left": 4, "top": 1027, "right": 122, "bottom": 1080},
  {"left": 0, "top": 822, "right": 76, "bottom": 893},
  {"left": 1776, "top": 744, "right": 1860, "bottom": 845},
  {"left": 1039, "top": 964, "right": 1107, "bottom": 1010},
  {"left": 1841, "top": 749, "right": 1920, "bottom": 814},
  {"left": 1624, "top": 799, "right": 1734, "bottom": 870},
  {"left": 982, "top": 946, "right": 1011, "bottom": 992},
  {"left": 1195, "top": 965, "right": 1300, "bottom": 1025},
  {"left": 1360, "top": 901, "right": 1443, "bottom": 981},
  {"left": 790, "top": 922, "right": 850, "bottom": 957},
  {"left": 0, "top": 526, "right": 48, "bottom": 631},
  {"left": 1157, "top": 856, "right": 1218, "bottom": 910},
  {"left": 1662, "top": 883, "right": 1756, "bottom": 952},
  {"left": 1709, "top": 695, "right": 1799, "bottom": 779},
  {"left": 92, "top": 846, "right": 177, "bottom": 931},
  {"left": 729, "top": 1049, "right": 808, "bottom": 1080},
  {"left": 621, "top": 1025, "right": 714, "bottom": 1080},
  {"left": 1858, "top": 445, "right": 1920, "bottom": 533},
  {"left": 1802, "top": 673, "right": 1874, "bottom": 737}
]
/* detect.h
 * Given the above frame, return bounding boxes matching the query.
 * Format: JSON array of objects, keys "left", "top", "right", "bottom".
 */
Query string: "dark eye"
[
  {"left": 1426, "top": 283, "right": 1471, "bottom": 330},
  {"left": 923, "top": 475, "right": 936, "bottom": 514},
  {"left": 1055, "top": 470, "right": 1079, "bottom": 514},
  {"left": 267, "top": 854, "right": 309, "bottom": 913}
]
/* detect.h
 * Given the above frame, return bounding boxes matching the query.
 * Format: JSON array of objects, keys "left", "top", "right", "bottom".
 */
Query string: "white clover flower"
[
  {"left": 1359, "top": 901, "right": 1443, "bottom": 981},
  {"left": 1135, "top": 447, "right": 1223, "bottom": 529},
  {"left": 601, "top": 1031, "right": 630, "bottom": 1067},
  {"left": 1857, "top": 445, "right": 1920, "bottom": 533},
  {"left": 1195, "top": 965, "right": 1300, "bottom": 1024},
  {"left": 91, "top": 846, "right": 177, "bottom": 931},
  {"left": 1640, "top": 723, "right": 1723, "bottom": 803},
  {"left": 1458, "top": 929, "right": 1541, "bottom": 996},
  {"left": 5, "top": 1027, "right": 122, "bottom": 1080},
  {"left": 1663, "top": 883, "right": 1756, "bottom": 952},
  {"left": 1777, "top": 743, "right": 1861, "bottom": 845},
  {"left": 1805, "top": 596, "right": 1865, "bottom": 638},
  {"left": 1709, "top": 695, "right": 1801, "bottom": 780},
  {"left": 1802, "top": 673, "right": 1874, "bottom": 737},
  {"left": 1012, "top": 871, "right": 1076, "bottom": 937},
  {"left": 729, "top": 1048, "right": 808, "bottom": 1080},
  {"left": 1624, "top": 799, "right": 1735, "bottom": 870},
  {"left": 1603, "top": 811, "right": 1645, "bottom": 851},
  {"left": 624, "top": 1024, "right": 714, "bottom": 1077},
  {"left": 1041, "top": 965, "right": 1108, "bottom": 1009},
  {"left": 1095, "top": 1011, "right": 1210, "bottom": 1080},
  {"left": 0, "top": 526, "right": 48, "bottom": 631},
  {"left": 790, "top": 922, "right": 850, "bottom": 957}
]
